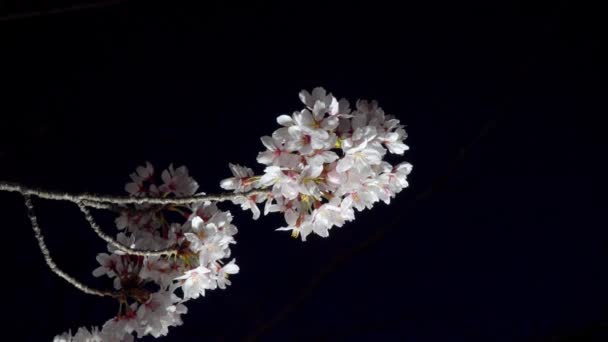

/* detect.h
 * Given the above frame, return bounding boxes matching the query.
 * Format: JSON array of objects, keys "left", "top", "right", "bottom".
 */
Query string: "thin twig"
[
  {"left": 77, "top": 202, "right": 178, "bottom": 257},
  {"left": 0, "top": 182, "right": 270, "bottom": 206},
  {"left": 23, "top": 195, "right": 120, "bottom": 298}
]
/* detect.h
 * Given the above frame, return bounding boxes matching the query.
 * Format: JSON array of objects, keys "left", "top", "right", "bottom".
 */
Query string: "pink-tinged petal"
[
  {"left": 161, "top": 169, "right": 171, "bottom": 184},
  {"left": 309, "top": 136, "right": 329, "bottom": 150},
  {"left": 385, "top": 119, "right": 401, "bottom": 130},
  {"left": 277, "top": 115, "right": 294, "bottom": 126},
  {"left": 191, "top": 216, "right": 204, "bottom": 229},
  {"left": 306, "top": 126, "right": 329, "bottom": 139},
  {"left": 115, "top": 214, "right": 128, "bottom": 230},
  {"left": 260, "top": 136, "right": 276, "bottom": 151},
  {"left": 250, "top": 202, "right": 261, "bottom": 220},
  {"left": 256, "top": 151, "right": 275, "bottom": 165},
  {"left": 299, "top": 143, "right": 314, "bottom": 155},
  {"left": 365, "top": 148, "right": 383, "bottom": 165},
  {"left": 307, "top": 164, "right": 323, "bottom": 178},
  {"left": 321, "top": 151, "right": 339, "bottom": 163},
  {"left": 383, "top": 132, "right": 400, "bottom": 142},
  {"left": 386, "top": 141, "right": 408, "bottom": 154},
  {"left": 175, "top": 165, "right": 187, "bottom": 176},
  {"left": 299, "top": 222, "right": 313, "bottom": 241},
  {"left": 341, "top": 195, "right": 353, "bottom": 210},
  {"left": 92, "top": 267, "right": 107, "bottom": 277},
  {"left": 96, "top": 253, "right": 110, "bottom": 264},
  {"left": 306, "top": 154, "right": 325, "bottom": 166},
  {"left": 125, "top": 182, "right": 140, "bottom": 195},
  {"left": 327, "top": 170, "right": 344, "bottom": 186},
  {"left": 284, "top": 208, "right": 299, "bottom": 226},
  {"left": 219, "top": 178, "right": 237, "bottom": 190},
  {"left": 338, "top": 98, "right": 351, "bottom": 114},
  {"left": 287, "top": 125, "right": 303, "bottom": 140},
  {"left": 321, "top": 116, "right": 339, "bottom": 130},
  {"left": 328, "top": 97, "right": 339, "bottom": 115},
  {"left": 396, "top": 162, "right": 413, "bottom": 174},
  {"left": 259, "top": 172, "right": 278, "bottom": 187},
  {"left": 312, "top": 223, "right": 330, "bottom": 238},
  {"left": 145, "top": 161, "right": 154, "bottom": 171},
  {"left": 299, "top": 89, "right": 313, "bottom": 107},
  {"left": 281, "top": 183, "right": 300, "bottom": 200},
  {"left": 294, "top": 109, "right": 314, "bottom": 127},
  {"left": 277, "top": 153, "right": 301, "bottom": 168},
  {"left": 311, "top": 87, "right": 327, "bottom": 102},
  {"left": 286, "top": 143, "right": 304, "bottom": 155},
  {"left": 312, "top": 101, "right": 326, "bottom": 121},
  {"left": 264, "top": 197, "right": 274, "bottom": 215},
  {"left": 222, "top": 263, "right": 239, "bottom": 274},
  {"left": 272, "top": 127, "right": 292, "bottom": 142},
  {"left": 352, "top": 113, "right": 368, "bottom": 129},
  {"left": 356, "top": 99, "right": 372, "bottom": 112},
  {"left": 336, "top": 156, "right": 354, "bottom": 173},
  {"left": 183, "top": 232, "right": 198, "bottom": 243},
  {"left": 228, "top": 163, "right": 239, "bottom": 176},
  {"left": 136, "top": 163, "right": 152, "bottom": 178}
]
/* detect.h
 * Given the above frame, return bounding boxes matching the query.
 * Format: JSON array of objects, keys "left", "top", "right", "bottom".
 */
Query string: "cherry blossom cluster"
[
  {"left": 49, "top": 87, "right": 411, "bottom": 341},
  {"left": 55, "top": 164, "right": 239, "bottom": 341},
  {"left": 221, "top": 87, "right": 412, "bottom": 241}
]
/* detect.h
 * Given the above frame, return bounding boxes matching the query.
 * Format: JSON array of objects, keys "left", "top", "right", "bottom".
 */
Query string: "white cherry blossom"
[
  {"left": 257, "top": 136, "right": 301, "bottom": 168},
  {"left": 175, "top": 266, "right": 212, "bottom": 300},
  {"left": 159, "top": 164, "right": 199, "bottom": 196},
  {"left": 219, "top": 163, "right": 256, "bottom": 192},
  {"left": 135, "top": 290, "right": 187, "bottom": 338},
  {"left": 213, "top": 259, "right": 240, "bottom": 289},
  {"left": 223, "top": 86, "right": 412, "bottom": 241}
]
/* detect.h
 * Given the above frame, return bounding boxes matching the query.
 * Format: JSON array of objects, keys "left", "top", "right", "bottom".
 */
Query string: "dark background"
[{"left": 0, "top": 1, "right": 605, "bottom": 341}]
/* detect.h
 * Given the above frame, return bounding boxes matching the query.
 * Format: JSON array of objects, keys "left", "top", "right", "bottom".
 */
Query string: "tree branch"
[
  {"left": 0, "top": 181, "right": 270, "bottom": 206},
  {"left": 0, "top": 181, "right": 269, "bottom": 299},
  {"left": 77, "top": 202, "right": 179, "bottom": 257},
  {"left": 22, "top": 195, "right": 120, "bottom": 298}
]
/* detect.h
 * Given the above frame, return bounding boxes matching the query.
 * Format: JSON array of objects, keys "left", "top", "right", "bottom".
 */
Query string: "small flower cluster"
[
  {"left": 55, "top": 164, "right": 239, "bottom": 341},
  {"left": 221, "top": 87, "right": 412, "bottom": 241}
]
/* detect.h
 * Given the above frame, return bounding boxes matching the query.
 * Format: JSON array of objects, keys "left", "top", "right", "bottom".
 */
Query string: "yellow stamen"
[{"left": 334, "top": 138, "right": 343, "bottom": 149}]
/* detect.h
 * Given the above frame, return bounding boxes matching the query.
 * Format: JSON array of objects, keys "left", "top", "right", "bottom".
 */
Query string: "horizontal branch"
[
  {"left": 0, "top": 181, "right": 270, "bottom": 206},
  {"left": 23, "top": 195, "right": 120, "bottom": 298},
  {"left": 77, "top": 202, "right": 178, "bottom": 257}
]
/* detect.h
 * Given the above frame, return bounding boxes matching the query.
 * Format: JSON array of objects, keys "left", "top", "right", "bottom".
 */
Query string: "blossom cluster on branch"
[
  {"left": 40, "top": 87, "right": 412, "bottom": 341},
  {"left": 221, "top": 87, "right": 412, "bottom": 241},
  {"left": 56, "top": 164, "right": 239, "bottom": 341}
]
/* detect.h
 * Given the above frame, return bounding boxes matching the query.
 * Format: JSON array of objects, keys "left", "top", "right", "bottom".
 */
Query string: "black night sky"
[{"left": 0, "top": 1, "right": 605, "bottom": 341}]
